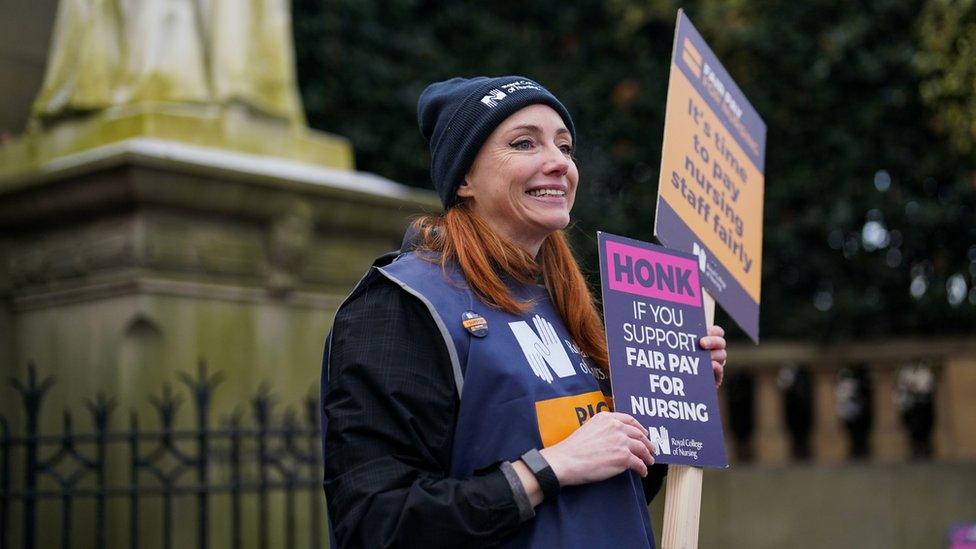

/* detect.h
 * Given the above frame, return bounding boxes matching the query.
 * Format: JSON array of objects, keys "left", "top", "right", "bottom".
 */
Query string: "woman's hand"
[
  {"left": 699, "top": 324, "right": 727, "bottom": 387},
  {"left": 538, "top": 412, "right": 656, "bottom": 487}
]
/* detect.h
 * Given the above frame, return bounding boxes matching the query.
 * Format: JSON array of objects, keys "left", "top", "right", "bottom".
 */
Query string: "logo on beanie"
[
  {"left": 480, "top": 80, "right": 543, "bottom": 108},
  {"left": 481, "top": 89, "right": 507, "bottom": 108},
  {"left": 501, "top": 80, "right": 542, "bottom": 93}
]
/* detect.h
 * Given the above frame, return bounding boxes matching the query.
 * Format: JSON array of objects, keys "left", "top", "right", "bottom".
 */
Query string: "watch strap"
[{"left": 520, "top": 448, "right": 560, "bottom": 500}]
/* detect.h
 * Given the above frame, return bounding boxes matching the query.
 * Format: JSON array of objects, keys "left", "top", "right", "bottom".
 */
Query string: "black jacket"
[{"left": 322, "top": 272, "right": 667, "bottom": 548}]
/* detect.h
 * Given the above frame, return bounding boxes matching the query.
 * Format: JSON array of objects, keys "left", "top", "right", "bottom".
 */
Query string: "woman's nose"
[{"left": 542, "top": 144, "right": 570, "bottom": 176}]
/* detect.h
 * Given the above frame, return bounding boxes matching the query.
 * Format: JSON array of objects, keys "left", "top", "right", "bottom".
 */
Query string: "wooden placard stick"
[{"left": 661, "top": 289, "right": 715, "bottom": 549}]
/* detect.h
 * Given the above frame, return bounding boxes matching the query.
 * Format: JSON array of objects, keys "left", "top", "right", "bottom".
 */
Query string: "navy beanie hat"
[{"left": 417, "top": 76, "right": 576, "bottom": 208}]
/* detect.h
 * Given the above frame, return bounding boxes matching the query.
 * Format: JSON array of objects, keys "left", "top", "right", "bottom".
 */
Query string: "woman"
[{"left": 321, "top": 76, "right": 727, "bottom": 548}]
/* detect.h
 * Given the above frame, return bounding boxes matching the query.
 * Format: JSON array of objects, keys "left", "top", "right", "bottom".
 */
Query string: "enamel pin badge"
[{"left": 461, "top": 311, "right": 488, "bottom": 337}]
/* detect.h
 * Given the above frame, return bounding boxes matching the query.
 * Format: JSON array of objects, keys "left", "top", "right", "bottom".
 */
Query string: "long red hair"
[{"left": 413, "top": 204, "right": 609, "bottom": 377}]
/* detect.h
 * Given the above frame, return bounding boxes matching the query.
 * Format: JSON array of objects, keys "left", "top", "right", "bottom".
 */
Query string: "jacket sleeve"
[{"left": 322, "top": 278, "right": 527, "bottom": 548}]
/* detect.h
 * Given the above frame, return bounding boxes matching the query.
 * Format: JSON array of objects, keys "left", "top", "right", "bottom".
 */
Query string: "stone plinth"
[{"left": 0, "top": 138, "right": 438, "bottom": 426}]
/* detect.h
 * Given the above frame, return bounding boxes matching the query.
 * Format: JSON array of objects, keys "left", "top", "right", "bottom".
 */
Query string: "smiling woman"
[{"left": 320, "top": 75, "right": 727, "bottom": 548}]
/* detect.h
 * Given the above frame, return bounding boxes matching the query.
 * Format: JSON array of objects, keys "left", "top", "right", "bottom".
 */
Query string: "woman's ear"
[{"left": 456, "top": 178, "right": 474, "bottom": 199}]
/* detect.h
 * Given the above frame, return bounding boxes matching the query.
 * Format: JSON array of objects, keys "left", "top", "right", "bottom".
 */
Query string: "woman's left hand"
[{"left": 699, "top": 325, "right": 726, "bottom": 388}]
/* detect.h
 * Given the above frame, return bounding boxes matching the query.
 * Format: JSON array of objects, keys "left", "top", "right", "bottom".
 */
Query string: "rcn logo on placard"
[
  {"left": 648, "top": 425, "right": 671, "bottom": 455},
  {"left": 692, "top": 242, "right": 707, "bottom": 272},
  {"left": 480, "top": 89, "right": 507, "bottom": 108},
  {"left": 509, "top": 315, "right": 577, "bottom": 384}
]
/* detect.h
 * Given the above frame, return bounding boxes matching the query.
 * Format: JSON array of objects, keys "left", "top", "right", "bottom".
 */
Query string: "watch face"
[{"left": 521, "top": 449, "right": 547, "bottom": 473}]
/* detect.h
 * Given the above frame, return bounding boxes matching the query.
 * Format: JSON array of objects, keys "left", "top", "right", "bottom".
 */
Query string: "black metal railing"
[{"left": 1, "top": 362, "right": 326, "bottom": 549}]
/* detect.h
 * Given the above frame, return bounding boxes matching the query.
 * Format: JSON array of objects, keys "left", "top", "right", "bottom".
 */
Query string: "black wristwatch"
[{"left": 520, "top": 448, "right": 560, "bottom": 501}]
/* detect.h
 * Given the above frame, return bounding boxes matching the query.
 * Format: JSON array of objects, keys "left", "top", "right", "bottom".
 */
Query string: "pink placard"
[{"left": 604, "top": 239, "right": 702, "bottom": 306}]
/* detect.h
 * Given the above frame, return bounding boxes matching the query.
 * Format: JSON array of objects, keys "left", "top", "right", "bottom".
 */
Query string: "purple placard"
[
  {"left": 656, "top": 199, "right": 760, "bottom": 341},
  {"left": 950, "top": 524, "right": 976, "bottom": 549},
  {"left": 673, "top": 9, "right": 766, "bottom": 171},
  {"left": 599, "top": 232, "right": 728, "bottom": 468}
]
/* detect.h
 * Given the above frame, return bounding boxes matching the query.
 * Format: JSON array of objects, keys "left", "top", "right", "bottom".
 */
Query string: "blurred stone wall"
[{"left": 651, "top": 462, "right": 976, "bottom": 549}]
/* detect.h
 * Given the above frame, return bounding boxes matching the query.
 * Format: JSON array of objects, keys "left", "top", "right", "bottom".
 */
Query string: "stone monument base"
[
  {"left": 0, "top": 103, "right": 354, "bottom": 181},
  {"left": 0, "top": 135, "right": 437, "bottom": 426}
]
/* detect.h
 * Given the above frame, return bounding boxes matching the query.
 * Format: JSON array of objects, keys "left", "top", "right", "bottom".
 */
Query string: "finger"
[
  {"left": 628, "top": 453, "right": 649, "bottom": 477},
  {"left": 613, "top": 417, "right": 657, "bottom": 457},
  {"left": 635, "top": 437, "right": 656, "bottom": 465},
  {"left": 712, "top": 361, "right": 724, "bottom": 387},
  {"left": 627, "top": 436, "right": 655, "bottom": 466},
  {"left": 707, "top": 324, "right": 725, "bottom": 337},
  {"left": 699, "top": 336, "right": 726, "bottom": 350},
  {"left": 609, "top": 412, "right": 646, "bottom": 432},
  {"left": 621, "top": 424, "right": 656, "bottom": 458},
  {"left": 709, "top": 349, "right": 727, "bottom": 364},
  {"left": 620, "top": 421, "right": 650, "bottom": 441}
]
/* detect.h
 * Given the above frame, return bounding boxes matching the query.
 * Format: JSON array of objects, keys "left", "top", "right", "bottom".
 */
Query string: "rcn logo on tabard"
[{"left": 509, "top": 315, "right": 577, "bottom": 383}]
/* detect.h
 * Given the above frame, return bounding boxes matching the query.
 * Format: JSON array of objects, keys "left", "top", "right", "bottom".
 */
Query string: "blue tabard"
[{"left": 322, "top": 251, "right": 655, "bottom": 548}]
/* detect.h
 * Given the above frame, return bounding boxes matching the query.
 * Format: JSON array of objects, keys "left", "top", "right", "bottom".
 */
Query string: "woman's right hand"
[{"left": 539, "top": 411, "right": 657, "bottom": 486}]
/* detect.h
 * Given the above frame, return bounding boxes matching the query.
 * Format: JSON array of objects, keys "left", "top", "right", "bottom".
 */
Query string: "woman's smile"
[{"left": 525, "top": 186, "right": 568, "bottom": 200}]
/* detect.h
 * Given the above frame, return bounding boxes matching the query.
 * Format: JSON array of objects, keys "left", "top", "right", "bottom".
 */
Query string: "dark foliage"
[{"left": 292, "top": 0, "right": 976, "bottom": 341}]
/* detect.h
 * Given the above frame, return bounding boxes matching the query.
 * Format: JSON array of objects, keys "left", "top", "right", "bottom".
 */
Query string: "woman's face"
[{"left": 458, "top": 104, "right": 578, "bottom": 255}]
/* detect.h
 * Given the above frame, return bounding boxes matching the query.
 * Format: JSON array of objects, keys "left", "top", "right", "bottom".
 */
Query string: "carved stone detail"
[{"left": 265, "top": 200, "right": 313, "bottom": 295}]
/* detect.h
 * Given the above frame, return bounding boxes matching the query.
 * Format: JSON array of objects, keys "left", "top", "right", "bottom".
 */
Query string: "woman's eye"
[
  {"left": 558, "top": 144, "right": 575, "bottom": 155},
  {"left": 510, "top": 139, "right": 534, "bottom": 150}
]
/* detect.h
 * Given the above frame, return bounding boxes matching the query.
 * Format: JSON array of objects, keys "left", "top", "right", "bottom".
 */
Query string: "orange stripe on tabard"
[{"left": 534, "top": 391, "right": 610, "bottom": 447}]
